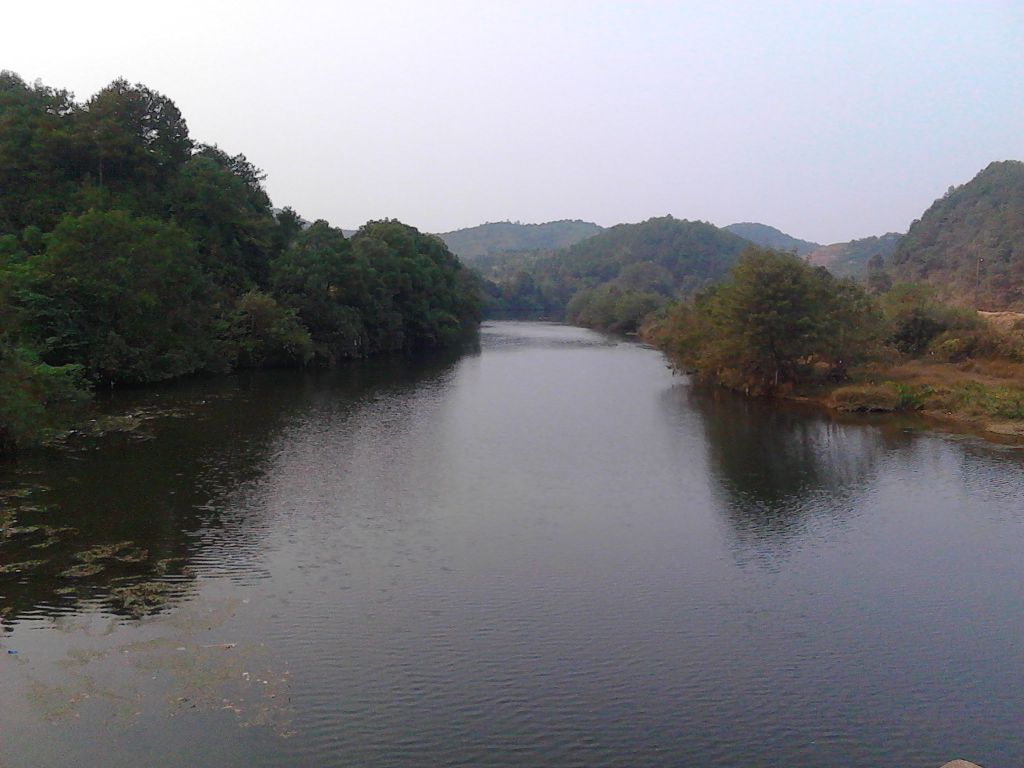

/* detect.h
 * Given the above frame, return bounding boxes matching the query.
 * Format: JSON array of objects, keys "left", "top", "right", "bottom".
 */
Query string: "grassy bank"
[{"left": 825, "top": 359, "right": 1024, "bottom": 437}]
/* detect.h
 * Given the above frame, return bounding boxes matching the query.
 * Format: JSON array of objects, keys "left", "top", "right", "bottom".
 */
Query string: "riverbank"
[
  {"left": 638, "top": 326, "right": 1024, "bottom": 442},
  {"left": 818, "top": 359, "right": 1024, "bottom": 439}
]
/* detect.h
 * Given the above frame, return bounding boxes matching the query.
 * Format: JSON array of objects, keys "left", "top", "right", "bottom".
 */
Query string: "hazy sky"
[{"left": 6, "top": 1, "right": 1023, "bottom": 243}]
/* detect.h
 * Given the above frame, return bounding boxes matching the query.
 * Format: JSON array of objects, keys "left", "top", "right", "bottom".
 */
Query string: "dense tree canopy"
[
  {"left": 654, "top": 248, "right": 882, "bottom": 394},
  {"left": 479, "top": 216, "right": 749, "bottom": 328},
  {"left": 438, "top": 219, "right": 602, "bottom": 262},
  {"left": 0, "top": 71, "right": 480, "bottom": 452}
]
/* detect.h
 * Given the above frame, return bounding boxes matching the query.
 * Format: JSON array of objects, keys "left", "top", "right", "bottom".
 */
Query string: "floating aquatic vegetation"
[
  {"left": 16, "top": 597, "right": 295, "bottom": 737},
  {"left": 17, "top": 525, "right": 76, "bottom": 550},
  {"left": 0, "top": 487, "right": 36, "bottom": 500},
  {"left": 72, "top": 541, "right": 141, "bottom": 564},
  {"left": 0, "top": 559, "right": 45, "bottom": 574},
  {"left": 108, "top": 581, "right": 172, "bottom": 618},
  {"left": 154, "top": 557, "right": 186, "bottom": 575},
  {"left": 114, "top": 547, "right": 149, "bottom": 563},
  {"left": 60, "top": 563, "right": 106, "bottom": 579}
]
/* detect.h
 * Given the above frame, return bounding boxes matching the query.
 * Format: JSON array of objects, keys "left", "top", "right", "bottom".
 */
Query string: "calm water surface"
[{"left": 2, "top": 322, "right": 1023, "bottom": 767}]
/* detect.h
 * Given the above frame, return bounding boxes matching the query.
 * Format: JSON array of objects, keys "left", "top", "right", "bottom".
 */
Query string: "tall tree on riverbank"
[{"left": 654, "top": 247, "right": 882, "bottom": 393}]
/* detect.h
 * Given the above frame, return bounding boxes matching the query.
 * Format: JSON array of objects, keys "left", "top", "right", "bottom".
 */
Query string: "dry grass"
[
  {"left": 860, "top": 358, "right": 1024, "bottom": 387},
  {"left": 826, "top": 358, "right": 1024, "bottom": 430},
  {"left": 979, "top": 310, "right": 1024, "bottom": 332}
]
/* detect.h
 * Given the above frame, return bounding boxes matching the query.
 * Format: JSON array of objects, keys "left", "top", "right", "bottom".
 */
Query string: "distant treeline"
[
  {"left": 478, "top": 216, "right": 750, "bottom": 330},
  {"left": 0, "top": 72, "right": 480, "bottom": 453},
  {"left": 438, "top": 220, "right": 603, "bottom": 262}
]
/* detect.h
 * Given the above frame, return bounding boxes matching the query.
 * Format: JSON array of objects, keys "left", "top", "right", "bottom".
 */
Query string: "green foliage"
[
  {"left": 894, "top": 383, "right": 931, "bottom": 411},
  {"left": 976, "top": 386, "right": 1024, "bottom": 420},
  {"left": 17, "top": 210, "right": 216, "bottom": 383},
  {"left": 352, "top": 219, "right": 482, "bottom": 349},
  {"left": 0, "top": 72, "right": 79, "bottom": 234},
  {"left": 0, "top": 265, "right": 89, "bottom": 452},
  {"left": 879, "top": 283, "right": 980, "bottom": 356},
  {"left": 865, "top": 253, "right": 893, "bottom": 294},
  {"left": 269, "top": 219, "right": 480, "bottom": 363},
  {"left": 655, "top": 247, "right": 883, "bottom": 393},
  {"left": 270, "top": 221, "right": 370, "bottom": 360},
  {"left": 0, "top": 71, "right": 481, "bottom": 454},
  {"left": 566, "top": 285, "right": 664, "bottom": 333},
  {"left": 221, "top": 291, "right": 314, "bottom": 369},
  {"left": 483, "top": 216, "right": 749, "bottom": 327},
  {"left": 889, "top": 160, "right": 1024, "bottom": 309},
  {"left": 0, "top": 344, "right": 88, "bottom": 453},
  {"left": 170, "top": 145, "right": 275, "bottom": 292}
]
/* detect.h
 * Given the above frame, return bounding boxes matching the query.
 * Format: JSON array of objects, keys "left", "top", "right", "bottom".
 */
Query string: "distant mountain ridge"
[
  {"left": 889, "top": 160, "right": 1024, "bottom": 309},
  {"left": 723, "top": 221, "right": 900, "bottom": 279},
  {"left": 724, "top": 222, "right": 820, "bottom": 256},
  {"left": 554, "top": 216, "right": 748, "bottom": 292},
  {"left": 483, "top": 216, "right": 750, "bottom": 329},
  {"left": 436, "top": 219, "right": 603, "bottom": 261}
]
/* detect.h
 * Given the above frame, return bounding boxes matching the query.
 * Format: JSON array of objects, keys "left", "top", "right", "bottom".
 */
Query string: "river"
[{"left": 2, "top": 321, "right": 1023, "bottom": 767}]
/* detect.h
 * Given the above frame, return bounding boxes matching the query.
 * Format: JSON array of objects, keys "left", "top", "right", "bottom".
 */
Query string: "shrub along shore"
[{"left": 643, "top": 247, "right": 1024, "bottom": 439}]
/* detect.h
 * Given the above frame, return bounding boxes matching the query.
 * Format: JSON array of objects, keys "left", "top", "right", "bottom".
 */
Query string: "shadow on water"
[
  {"left": 681, "top": 381, "right": 1024, "bottom": 564},
  {"left": 0, "top": 344, "right": 471, "bottom": 628}
]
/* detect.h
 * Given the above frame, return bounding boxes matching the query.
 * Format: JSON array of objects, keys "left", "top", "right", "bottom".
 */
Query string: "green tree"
[
  {"left": 270, "top": 221, "right": 369, "bottom": 360},
  {"left": 661, "top": 247, "right": 882, "bottom": 393},
  {"left": 170, "top": 145, "right": 275, "bottom": 292},
  {"left": 221, "top": 290, "right": 314, "bottom": 369},
  {"left": 0, "top": 71, "right": 79, "bottom": 235},
  {"left": 352, "top": 220, "right": 481, "bottom": 349},
  {"left": 0, "top": 256, "right": 88, "bottom": 452},
  {"left": 20, "top": 209, "right": 215, "bottom": 383},
  {"left": 73, "top": 79, "right": 193, "bottom": 208},
  {"left": 879, "top": 283, "right": 978, "bottom": 355}
]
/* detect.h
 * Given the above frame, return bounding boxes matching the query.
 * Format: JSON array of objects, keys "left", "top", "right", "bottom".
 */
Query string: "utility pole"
[{"left": 974, "top": 252, "right": 983, "bottom": 310}]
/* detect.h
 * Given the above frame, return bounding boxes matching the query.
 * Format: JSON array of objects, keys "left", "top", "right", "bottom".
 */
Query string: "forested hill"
[
  {"left": 724, "top": 222, "right": 820, "bottom": 256},
  {"left": 889, "top": 160, "right": 1024, "bottom": 309},
  {"left": 438, "top": 220, "right": 603, "bottom": 261},
  {"left": 807, "top": 233, "right": 903, "bottom": 278},
  {"left": 0, "top": 71, "right": 480, "bottom": 453},
  {"left": 484, "top": 216, "right": 749, "bottom": 331}
]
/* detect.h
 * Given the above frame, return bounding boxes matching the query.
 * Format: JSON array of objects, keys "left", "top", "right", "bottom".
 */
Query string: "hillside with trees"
[
  {"left": 724, "top": 222, "right": 820, "bottom": 256},
  {"left": 889, "top": 160, "right": 1024, "bottom": 309},
  {"left": 437, "top": 219, "right": 602, "bottom": 262},
  {"left": 483, "top": 216, "right": 750, "bottom": 331},
  {"left": 806, "top": 232, "right": 903, "bottom": 279},
  {"left": 0, "top": 72, "right": 480, "bottom": 453}
]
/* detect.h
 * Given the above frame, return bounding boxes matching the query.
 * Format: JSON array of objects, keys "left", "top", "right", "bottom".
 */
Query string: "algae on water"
[{"left": 109, "top": 581, "right": 172, "bottom": 618}]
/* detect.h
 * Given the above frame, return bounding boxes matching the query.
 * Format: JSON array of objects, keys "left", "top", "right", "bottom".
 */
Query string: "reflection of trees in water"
[
  {"left": 684, "top": 385, "right": 899, "bottom": 562},
  {"left": 904, "top": 436, "right": 1024, "bottom": 516},
  {"left": 0, "top": 346, "right": 467, "bottom": 626},
  {"left": 683, "top": 383, "right": 1024, "bottom": 563}
]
